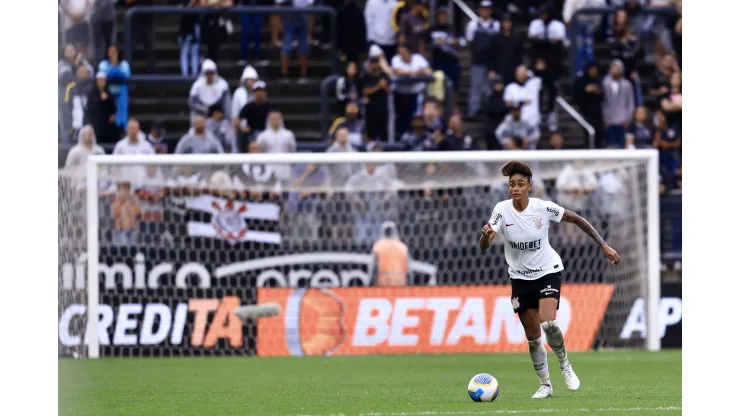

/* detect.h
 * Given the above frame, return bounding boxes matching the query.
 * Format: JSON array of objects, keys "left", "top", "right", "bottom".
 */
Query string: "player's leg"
[
  {"left": 513, "top": 281, "right": 553, "bottom": 399},
  {"left": 538, "top": 274, "right": 580, "bottom": 391}
]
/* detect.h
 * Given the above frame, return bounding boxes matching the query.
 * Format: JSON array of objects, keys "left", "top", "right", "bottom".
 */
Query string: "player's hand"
[
  {"left": 601, "top": 243, "right": 621, "bottom": 265},
  {"left": 481, "top": 223, "right": 494, "bottom": 236}
]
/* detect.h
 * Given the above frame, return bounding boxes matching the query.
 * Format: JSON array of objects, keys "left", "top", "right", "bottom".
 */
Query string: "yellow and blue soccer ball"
[{"left": 467, "top": 373, "right": 500, "bottom": 402}]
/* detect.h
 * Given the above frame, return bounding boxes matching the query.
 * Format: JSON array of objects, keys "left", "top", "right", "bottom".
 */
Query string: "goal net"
[{"left": 58, "top": 150, "right": 660, "bottom": 358}]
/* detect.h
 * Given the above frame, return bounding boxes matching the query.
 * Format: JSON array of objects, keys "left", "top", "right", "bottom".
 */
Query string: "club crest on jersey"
[
  {"left": 533, "top": 217, "right": 543, "bottom": 229},
  {"left": 211, "top": 200, "right": 248, "bottom": 243},
  {"left": 511, "top": 297, "right": 520, "bottom": 310}
]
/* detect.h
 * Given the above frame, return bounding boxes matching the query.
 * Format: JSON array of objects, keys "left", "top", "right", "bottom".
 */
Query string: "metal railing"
[
  {"left": 447, "top": 0, "right": 478, "bottom": 27},
  {"left": 320, "top": 74, "right": 455, "bottom": 142},
  {"left": 555, "top": 96, "right": 595, "bottom": 149},
  {"left": 124, "top": 6, "right": 338, "bottom": 82}
]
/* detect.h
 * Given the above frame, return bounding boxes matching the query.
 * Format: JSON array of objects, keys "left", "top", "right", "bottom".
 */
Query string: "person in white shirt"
[
  {"left": 250, "top": 110, "right": 297, "bottom": 182},
  {"left": 504, "top": 66, "right": 543, "bottom": 129},
  {"left": 555, "top": 161, "right": 599, "bottom": 214},
  {"left": 364, "top": 0, "right": 399, "bottom": 60},
  {"left": 65, "top": 125, "right": 106, "bottom": 180},
  {"left": 480, "top": 160, "right": 620, "bottom": 400},
  {"left": 391, "top": 43, "right": 432, "bottom": 136},
  {"left": 188, "top": 59, "right": 232, "bottom": 123},
  {"left": 113, "top": 119, "right": 156, "bottom": 182}
]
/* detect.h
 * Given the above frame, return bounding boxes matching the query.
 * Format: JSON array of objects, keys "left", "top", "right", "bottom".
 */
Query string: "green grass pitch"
[{"left": 59, "top": 350, "right": 681, "bottom": 416}]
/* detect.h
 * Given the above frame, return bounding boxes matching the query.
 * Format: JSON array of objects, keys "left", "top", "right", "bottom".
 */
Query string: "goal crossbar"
[{"left": 83, "top": 149, "right": 661, "bottom": 358}]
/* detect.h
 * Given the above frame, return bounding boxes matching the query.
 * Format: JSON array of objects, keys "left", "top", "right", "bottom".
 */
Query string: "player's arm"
[
  {"left": 479, "top": 224, "right": 497, "bottom": 249},
  {"left": 561, "top": 210, "right": 621, "bottom": 265}
]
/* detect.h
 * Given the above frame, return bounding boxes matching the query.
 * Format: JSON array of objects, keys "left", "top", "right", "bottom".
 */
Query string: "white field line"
[{"left": 296, "top": 407, "right": 681, "bottom": 416}]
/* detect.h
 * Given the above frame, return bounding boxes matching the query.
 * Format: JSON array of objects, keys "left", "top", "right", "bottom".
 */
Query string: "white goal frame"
[{"left": 84, "top": 149, "right": 661, "bottom": 358}]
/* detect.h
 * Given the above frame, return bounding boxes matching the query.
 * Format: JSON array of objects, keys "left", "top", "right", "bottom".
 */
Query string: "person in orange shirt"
[{"left": 369, "top": 221, "right": 410, "bottom": 286}]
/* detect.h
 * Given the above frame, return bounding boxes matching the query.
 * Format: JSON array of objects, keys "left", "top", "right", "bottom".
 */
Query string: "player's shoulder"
[
  {"left": 493, "top": 199, "right": 514, "bottom": 213},
  {"left": 530, "top": 198, "right": 559, "bottom": 211}
]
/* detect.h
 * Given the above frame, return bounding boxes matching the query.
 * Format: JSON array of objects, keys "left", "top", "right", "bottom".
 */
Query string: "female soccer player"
[{"left": 480, "top": 161, "right": 621, "bottom": 399}]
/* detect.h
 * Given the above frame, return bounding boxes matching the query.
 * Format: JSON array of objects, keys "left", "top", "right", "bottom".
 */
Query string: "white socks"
[
  {"left": 542, "top": 320, "right": 570, "bottom": 370},
  {"left": 527, "top": 338, "right": 550, "bottom": 386}
]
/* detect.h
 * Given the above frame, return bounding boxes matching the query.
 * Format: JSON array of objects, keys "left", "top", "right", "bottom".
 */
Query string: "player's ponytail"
[{"left": 501, "top": 161, "right": 533, "bottom": 182}]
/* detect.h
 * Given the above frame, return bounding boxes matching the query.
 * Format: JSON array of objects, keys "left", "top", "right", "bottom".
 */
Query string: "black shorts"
[{"left": 510, "top": 272, "right": 562, "bottom": 314}]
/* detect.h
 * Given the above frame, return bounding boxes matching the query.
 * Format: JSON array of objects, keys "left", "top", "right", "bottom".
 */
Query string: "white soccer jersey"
[{"left": 489, "top": 198, "right": 565, "bottom": 281}]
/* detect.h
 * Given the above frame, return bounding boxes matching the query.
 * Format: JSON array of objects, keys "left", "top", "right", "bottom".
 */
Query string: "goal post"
[{"left": 67, "top": 149, "right": 660, "bottom": 359}]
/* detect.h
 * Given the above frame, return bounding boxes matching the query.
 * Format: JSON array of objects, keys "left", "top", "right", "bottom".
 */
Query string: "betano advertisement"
[{"left": 257, "top": 285, "right": 614, "bottom": 356}]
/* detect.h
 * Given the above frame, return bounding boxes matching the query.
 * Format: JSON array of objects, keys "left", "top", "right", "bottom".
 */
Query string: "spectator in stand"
[
  {"left": 484, "top": 75, "right": 509, "bottom": 150},
  {"left": 573, "top": 61, "right": 604, "bottom": 148},
  {"left": 337, "top": 0, "right": 368, "bottom": 62},
  {"left": 365, "top": 0, "right": 400, "bottom": 60},
  {"left": 422, "top": 99, "right": 444, "bottom": 135},
  {"left": 608, "top": 8, "right": 642, "bottom": 104},
  {"left": 59, "top": 44, "right": 94, "bottom": 144},
  {"left": 391, "top": 43, "right": 432, "bottom": 136},
  {"left": 231, "top": 64, "right": 259, "bottom": 129},
  {"left": 200, "top": 0, "right": 233, "bottom": 64},
  {"left": 602, "top": 59, "right": 635, "bottom": 148},
  {"left": 91, "top": 0, "right": 117, "bottom": 63},
  {"left": 430, "top": 7, "right": 465, "bottom": 91},
  {"left": 444, "top": 114, "right": 478, "bottom": 150},
  {"left": 362, "top": 55, "right": 392, "bottom": 142},
  {"left": 671, "top": 1, "right": 681, "bottom": 66},
  {"left": 134, "top": 165, "right": 168, "bottom": 245},
  {"left": 490, "top": 13, "right": 524, "bottom": 85},
  {"left": 648, "top": 53, "right": 678, "bottom": 101},
  {"left": 401, "top": 113, "right": 430, "bottom": 151},
  {"left": 65, "top": 126, "right": 105, "bottom": 172},
  {"left": 419, "top": 128, "right": 446, "bottom": 151},
  {"left": 465, "top": 0, "right": 499, "bottom": 118},
  {"left": 146, "top": 119, "right": 169, "bottom": 154},
  {"left": 335, "top": 61, "right": 362, "bottom": 116},
  {"left": 296, "top": 127, "right": 359, "bottom": 188},
  {"left": 251, "top": 111, "right": 298, "bottom": 184},
  {"left": 207, "top": 103, "right": 237, "bottom": 153},
  {"left": 71, "top": 66, "right": 94, "bottom": 133},
  {"left": 238, "top": 0, "right": 266, "bottom": 65},
  {"left": 555, "top": 160, "right": 598, "bottom": 216},
  {"left": 346, "top": 162, "right": 397, "bottom": 245},
  {"left": 175, "top": 115, "right": 225, "bottom": 154},
  {"left": 563, "top": 0, "right": 605, "bottom": 75},
  {"left": 178, "top": 0, "right": 202, "bottom": 77},
  {"left": 98, "top": 46, "right": 131, "bottom": 131},
  {"left": 366, "top": 44, "right": 394, "bottom": 76},
  {"left": 277, "top": 0, "right": 312, "bottom": 83},
  {"left": 60, "top": 0, "right": 92, "bottom": 58},
  {"left": 550, "top": 131, "right": 565, "bottom": 149},
  {"left": 653, "top": 110, "right": 680, "bottom": 189},
  {"left": 189, "top": 59, "right": 232, "bottom": 122},
  {"left": 528, "top": 4, "right": 567, "bottom": 130},
  {"left": 496, "top": 103, "right": 541, "bottom": 150},
  {"left": 124, "top": 0, "right": 156, "bottom": 72},
  {"left": 660, "top": 72, "right": 682, "bottom": 128},
  {"left": 400, "top": 0, "right": 429, "bottom": 54},
  {"left": 238, "top": 81, "right": 273, "bottom": 151},
  {"left": 504, "top": 66, "right": 542, "bottom": 130},
  {"left": 114, "top": 119, "right": 154, "bottom": 154},
  {"left": 625, "top": 106, "right": 653, "bottom": 149},
  {"left": 328, "top": 101, "right": 366, "bottom": 149},
  {"left": 85, "top": 72, "right": 119, "bottom": 145},
  {"left": 112, "top": 181, "right": 141, "bottom": 246}
]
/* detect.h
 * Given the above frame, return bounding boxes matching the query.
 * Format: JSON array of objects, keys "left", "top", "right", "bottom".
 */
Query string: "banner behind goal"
[{"left": 58, "top": 150, "right": 660, "bottom": 358}]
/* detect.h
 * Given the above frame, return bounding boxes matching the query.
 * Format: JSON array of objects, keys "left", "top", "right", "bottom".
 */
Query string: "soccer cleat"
[
  {"left": 561, "top": 363, "right": 581, "bottom": 391},
  {"left": 531, "top": 384, "right": 553, "bottom": 399}
]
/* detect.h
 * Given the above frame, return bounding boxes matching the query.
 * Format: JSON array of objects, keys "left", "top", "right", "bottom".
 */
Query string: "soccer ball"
[{"left": 467, "top": 373, "right": 500, "bottom": 402}]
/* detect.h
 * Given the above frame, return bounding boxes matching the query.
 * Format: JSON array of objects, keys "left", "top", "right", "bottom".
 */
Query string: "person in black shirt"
[
  {"left": 238, "top": 81, "right": 273, "bottom": 152},
  {"left": 444, "top": 113, "right": 478, "bottom": 151},
  {"left": 336, "top": 0, "right": 367, "bottom": 63},
  {"left": 573, "top": 61, "right": 604, "bottom": 148},
  {"left": 401, "top": 113, "right": 429, "bottom": 151},
  {"left": 429, "top": 7, "right": 463, "bottom": 91},
  {"left": 490, "top": 13, "right": 523, "bottom": 85},
  {"left": 85, "top": 72, "right": 119, "bottom": 145},
  {"left": 362, "top": 57, "right": 391, "bottom": 142},
  {"left": 653, "top": 110, "right": 681, "bottom": 188},
  {"left": 660, "top": 72, "right": 682, "bottom": 129},
  {"left": 484, "top": 75, "right": 508, "bottom": 150},
  {"left": 648, "top": 54, "right": 677, "bottom": 101},
  {"left": 625, "top": 106, "right": 653, "bottom": 149}
]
